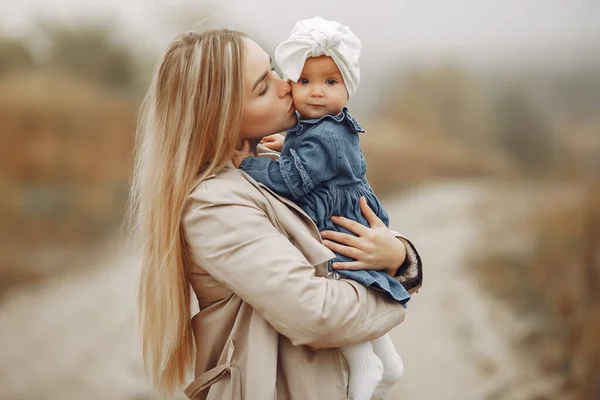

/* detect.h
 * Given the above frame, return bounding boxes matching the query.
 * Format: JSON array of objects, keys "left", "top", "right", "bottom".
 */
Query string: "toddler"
[{"left": 236, "top": 17, "right": 409, "bottom": 400}]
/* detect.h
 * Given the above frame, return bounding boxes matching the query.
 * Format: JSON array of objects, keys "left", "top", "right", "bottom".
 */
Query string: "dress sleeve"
[
  {"left": 182, "top": 183, "right": 405, "bottom": 349},
  {"left": 239, "top": 129, "right": 338, "bottom": 199}
]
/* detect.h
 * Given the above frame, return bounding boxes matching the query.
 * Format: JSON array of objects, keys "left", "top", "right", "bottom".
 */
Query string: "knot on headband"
[{"left": 309, "top": 28, "right": 341, "bottom": 55}]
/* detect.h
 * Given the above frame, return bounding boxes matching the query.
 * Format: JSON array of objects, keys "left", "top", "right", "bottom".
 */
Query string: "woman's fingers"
[
  {"left": 241, "top": 139, "right": 251, "bottom": 152},
  {"left": 331, "top": 261, "right": 369, "bottom": 271},
  {"left": 329, "top": 198, "right": 385, "bottom": 235},
  {"left": 320, "top": 229, "right": 363, "bottom": 250},
  {"left": 232, "top": 140, "right": 251, "bottom": 167},
  {"left": 322, "top": 240, "right": 363, "bottom": 260},
  {"left": 359, "top": 196, "right": 386, "bottom": 228},
  {"left": 234, "top": 140, "right": 251, "bottom": 156},
  {"left": 330, "top": 215, "right": 370, "bottom": 237}
]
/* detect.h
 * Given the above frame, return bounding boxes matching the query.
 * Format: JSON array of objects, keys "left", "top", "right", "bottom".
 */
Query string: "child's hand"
[
  {"left": 232, "top": 140, "right": 252, "bottom": 168},
  {"left": 260, "top": 134, "right": 285, "bottom": 152}
]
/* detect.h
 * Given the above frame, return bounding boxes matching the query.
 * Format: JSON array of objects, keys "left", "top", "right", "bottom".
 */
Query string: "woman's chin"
[{"left": 281, "top": 114, "right": 298, "bottom": 131}]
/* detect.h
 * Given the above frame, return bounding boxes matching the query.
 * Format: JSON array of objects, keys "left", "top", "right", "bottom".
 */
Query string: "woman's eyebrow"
[{"left": 252, "top": 56, "right": 273, "bottom": 92}]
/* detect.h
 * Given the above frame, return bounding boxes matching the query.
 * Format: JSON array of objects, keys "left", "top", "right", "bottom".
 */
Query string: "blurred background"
[{"left": 0, "top": 0, "right": 598, "bottom": 399}]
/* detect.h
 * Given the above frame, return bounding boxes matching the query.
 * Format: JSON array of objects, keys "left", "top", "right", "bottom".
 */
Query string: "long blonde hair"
[{"left": 127, "top": 29, "right": 246, "bottom": 395}]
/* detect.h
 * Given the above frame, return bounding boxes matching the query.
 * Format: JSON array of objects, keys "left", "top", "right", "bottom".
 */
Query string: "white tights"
[{"left": 339, "top": 333, "right": 403, "bottom": 400}]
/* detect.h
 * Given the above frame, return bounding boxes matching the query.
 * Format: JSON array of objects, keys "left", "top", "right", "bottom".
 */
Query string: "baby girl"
[{"left": 234, "top": 17, "right": 410, "bottom": 400}]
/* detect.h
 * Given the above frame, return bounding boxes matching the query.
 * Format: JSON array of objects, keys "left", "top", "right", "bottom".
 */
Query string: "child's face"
[{"left": 290, "top": 56, "right": 349, "bottom": 120}]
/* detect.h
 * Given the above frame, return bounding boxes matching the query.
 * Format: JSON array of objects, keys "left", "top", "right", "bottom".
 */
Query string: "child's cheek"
[
  {"left": 291, "top": 86, "right": 306, "bottom": 107},
  {"left": 292, "top": 96, "right": 301, "bottom": 110}
]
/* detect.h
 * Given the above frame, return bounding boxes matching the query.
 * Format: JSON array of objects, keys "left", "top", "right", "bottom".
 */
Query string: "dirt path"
[
  {"left": 384, "top": 182, "right": 557, "bottom": 400},
  {"left": 0, "top": 181, "right": 553, "bottom": 399},
  {"left": 0, "top": 246, "right": 171, "bottom": 400}
]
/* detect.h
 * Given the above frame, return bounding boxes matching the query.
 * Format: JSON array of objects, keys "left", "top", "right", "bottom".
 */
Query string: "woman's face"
[{"left": 240, "top": 38, "right": 297, "bottom": 140}]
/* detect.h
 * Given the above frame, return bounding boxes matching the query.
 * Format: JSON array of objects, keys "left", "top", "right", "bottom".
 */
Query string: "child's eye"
[
  {"left": 259, "top": 85, "right": 269, "bottom": 96},
  {"left": 299, "top": 78, "right": 309, "bottom": 84},
  {"left": 326, "top": 78, "right": 337, "bottom": 85}
]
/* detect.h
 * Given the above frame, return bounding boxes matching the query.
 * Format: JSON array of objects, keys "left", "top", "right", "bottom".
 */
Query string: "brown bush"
[
  {"left": 360, "top": 119, "right": 516, "bottom": 195},
  {"left": 471, "top": 182, "right": 600, "bottom": 399},
  {"left": 0, "top": 72, "right": 137, "bottom": 294}
]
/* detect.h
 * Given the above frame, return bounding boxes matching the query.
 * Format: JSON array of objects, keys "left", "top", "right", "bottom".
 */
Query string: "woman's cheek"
[
  {"left": 251, "top": 98, "right": 268, "bottom": 121},
  {"left": 260, "top": 92, "right": 280, "bottom": 114}
]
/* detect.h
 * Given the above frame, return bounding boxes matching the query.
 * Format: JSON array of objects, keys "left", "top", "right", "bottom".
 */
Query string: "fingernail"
[
  {"left": 320, "top": 231, "right": 326, "bottom": 236},
  {"left": 332, "top": 263, "right": 338, "bottom": 269},
  {"left": 331, "top": 216, "right": 339, "bottom": 221}
]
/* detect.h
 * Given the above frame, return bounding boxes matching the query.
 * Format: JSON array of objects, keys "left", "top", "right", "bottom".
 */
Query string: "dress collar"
[{"left": 287, "top": 107, "right": 365, "bottom": 136}]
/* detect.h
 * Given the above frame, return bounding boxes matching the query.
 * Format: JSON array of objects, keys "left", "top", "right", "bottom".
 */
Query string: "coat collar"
[
  {"left": 287, "top": 107, "right": 365, "bottom": 136},
  {"left": 189, "top": 161, "right": 334, "bottom": 274}
]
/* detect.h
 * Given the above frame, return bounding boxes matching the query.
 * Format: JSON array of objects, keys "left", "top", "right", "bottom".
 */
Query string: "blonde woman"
[{"left": 129, "top": 29, "right": 422, "bottom": 400}]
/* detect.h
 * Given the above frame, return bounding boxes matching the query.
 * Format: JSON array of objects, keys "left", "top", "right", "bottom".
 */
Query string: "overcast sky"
[
  {"left": 3, "top": 0, "right": 599, "bottom": 60},
  {"left": 3, "top": 0, "right": 598, "bottom": 110}
]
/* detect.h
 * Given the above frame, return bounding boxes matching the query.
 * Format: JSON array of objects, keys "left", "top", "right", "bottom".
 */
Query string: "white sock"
[
  {"left": 371, "top": 334, "right": 404, "bottom": 400},
  {"left": 339, "top": 342, "right": 383, "bottom": 400}
]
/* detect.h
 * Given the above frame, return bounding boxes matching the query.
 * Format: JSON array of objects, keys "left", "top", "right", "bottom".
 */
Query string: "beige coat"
[{"left": 181, "top": 162, "right": 421, "bottom": 400}]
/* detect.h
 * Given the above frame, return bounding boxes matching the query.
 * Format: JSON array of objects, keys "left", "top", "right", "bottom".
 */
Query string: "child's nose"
[{"left": 310, "top": 86, "right": 324, "bottom": 97}]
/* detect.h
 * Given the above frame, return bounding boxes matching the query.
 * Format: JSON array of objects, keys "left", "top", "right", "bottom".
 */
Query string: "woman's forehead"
[{"left": 243, "top": 38, "right": 270, "bottom": 70}]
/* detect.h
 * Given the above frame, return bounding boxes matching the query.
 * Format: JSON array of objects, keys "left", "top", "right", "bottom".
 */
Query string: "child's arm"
[{"left": 235, "top": 128, "right": 338, "bottom": 199}]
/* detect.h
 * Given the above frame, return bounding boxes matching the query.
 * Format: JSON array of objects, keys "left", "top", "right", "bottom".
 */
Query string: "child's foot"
[
  {"left": 371, "top": 353, "right": 403, "bottom": 399},
  {"left": 371, "top": 335, "right": 404, "bottom": 399},
  {"left": 340, "top": 342, "right": 384, "bottom": 400}
]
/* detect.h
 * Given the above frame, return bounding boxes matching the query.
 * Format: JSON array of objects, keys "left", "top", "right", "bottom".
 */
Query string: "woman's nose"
[{"left": 275, "top": 76, "right": 292, "bottom": 97}]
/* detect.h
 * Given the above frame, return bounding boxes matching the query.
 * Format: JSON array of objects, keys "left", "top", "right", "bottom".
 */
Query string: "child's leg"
[
  {"left": 371, "top": 333, "right": 404, "bottom": 399},
  {"left": 339, "top": 341, "right": 383, "bottom": 400}
]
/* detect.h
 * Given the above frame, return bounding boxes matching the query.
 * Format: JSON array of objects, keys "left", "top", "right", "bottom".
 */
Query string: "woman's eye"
[
  {"left": 300, "top": 78, "right": 309, "bottom": 84},
  {"left": 326, "top": 79, "right": 337, "bottom": 85}
]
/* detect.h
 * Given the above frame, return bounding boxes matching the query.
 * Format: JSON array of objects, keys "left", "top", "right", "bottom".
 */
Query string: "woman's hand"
[
  {"left": 232, "top": 140, "right": 252, "bottom": 168},
  {"left": 320, "top": 197, "right": 406, "bottom": 276},
  {"left": 260, "top": 133, "right": 285, "bottom": 152}
]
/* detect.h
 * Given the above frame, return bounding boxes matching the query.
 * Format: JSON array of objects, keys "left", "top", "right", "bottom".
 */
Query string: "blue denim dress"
[{"left": 239, "top": 107, "right": 411, "bottom": 306}]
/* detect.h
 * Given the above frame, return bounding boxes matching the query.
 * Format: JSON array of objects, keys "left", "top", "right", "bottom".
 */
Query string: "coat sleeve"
[
  {"left": 239, "top": 129, "right": 338, "bottom": 199},
  {"left": 392, "top": 233, "right": 423, "bottom": 294},
  {"left": 182, "top": 182, "right": 405, "bottom": 349}
]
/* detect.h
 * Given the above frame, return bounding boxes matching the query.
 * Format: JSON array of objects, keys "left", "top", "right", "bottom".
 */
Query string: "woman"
[{"left": 129, "top": 29, "right": 422, "bottom": 399}]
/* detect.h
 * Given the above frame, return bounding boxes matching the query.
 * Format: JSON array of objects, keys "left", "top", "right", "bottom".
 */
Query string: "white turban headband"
[{"left": 275, "top": 17, "right": 361, "bottom": 98}]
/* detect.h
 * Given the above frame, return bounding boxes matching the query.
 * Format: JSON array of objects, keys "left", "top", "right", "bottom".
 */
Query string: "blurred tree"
[
  {"left": 385, "top": 65, "right": 492, "bottom": 147},
  {"left": 492, "top": 84, "right": 557, "bottom": 173},
  {"left": 39, "top": 22, "right": 140, "bottom": 91},
  {"left": 0, "top": 36, "right": 36, "bottom": 75}
]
